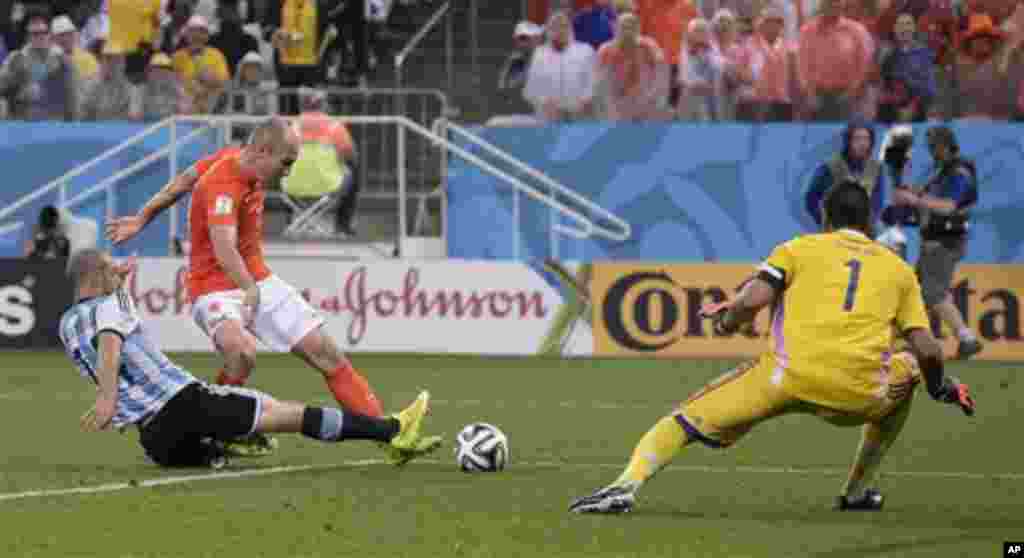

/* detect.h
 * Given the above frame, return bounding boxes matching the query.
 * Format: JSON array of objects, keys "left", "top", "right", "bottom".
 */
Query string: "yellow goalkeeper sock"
[
  {"left": 842, "top": 397, "right": 913, "bottom": 498},
  {"left": 614, "top": 415, "right": 691, "bottom": 486},
  {"left": 842, "top": 424, "right": 884, "bottom": 498}
]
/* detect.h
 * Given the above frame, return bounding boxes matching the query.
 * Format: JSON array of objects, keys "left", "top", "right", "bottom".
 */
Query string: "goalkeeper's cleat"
[
  {"left": 223, "top": 432, "right": 278, "bottom": 458},
  {"left": 836, "top": 489, "right": 884, "bottom": 511},
  {"left": 387, "top": 391, "right": 440, "bottom": 466},
  {"left": 943, "top": 377, "right": 976, "bottom": 416},
  {"left": 569, "top": 482, "right": 638, "bottom": 514},
  {"left": 956, "top": 338, "right": 983, "bottom": 360}
]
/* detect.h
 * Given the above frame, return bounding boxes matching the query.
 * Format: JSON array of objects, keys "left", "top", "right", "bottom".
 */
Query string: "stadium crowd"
[
  {"left": 1, "top": 0, "right": 1022, "bottom": 123},
  {"left": 0, "top": 0, "right": 421, "bottom": 121},
  {"left": 515, "top": 0, "right": 1024, "bottom": 123}
]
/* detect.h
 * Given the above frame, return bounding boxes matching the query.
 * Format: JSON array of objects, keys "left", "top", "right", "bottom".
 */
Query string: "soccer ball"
[{"left": 455, "top": 423, "right": 509, "bottom": 472}]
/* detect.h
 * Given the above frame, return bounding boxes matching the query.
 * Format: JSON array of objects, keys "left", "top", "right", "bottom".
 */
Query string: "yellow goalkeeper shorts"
[{"left": 674, "top": 352, "right": 921, "bottom": 448}]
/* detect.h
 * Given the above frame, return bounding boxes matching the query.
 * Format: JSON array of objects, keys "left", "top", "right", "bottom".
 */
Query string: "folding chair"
[{"left": 278, "top": 142, "right": 352, "bottom": 239}]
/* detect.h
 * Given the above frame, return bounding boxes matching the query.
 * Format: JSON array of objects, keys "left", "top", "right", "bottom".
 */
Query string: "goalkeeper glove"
[
  {"left": 699, "top": 301, "right": 738, "bottom": 336},
  {"left": 930, "top": 376, "right": 976, "bottom": 416}
]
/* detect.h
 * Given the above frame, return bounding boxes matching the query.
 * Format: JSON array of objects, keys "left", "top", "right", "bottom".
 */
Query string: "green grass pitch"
[{"left": 0, "top": 352, "right": 1020, "bottom": 558}]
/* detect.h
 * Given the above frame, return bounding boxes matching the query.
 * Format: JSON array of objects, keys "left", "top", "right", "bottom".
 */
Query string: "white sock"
[{"left": 957, "top": 327, "right": 975, "bottom": 342}]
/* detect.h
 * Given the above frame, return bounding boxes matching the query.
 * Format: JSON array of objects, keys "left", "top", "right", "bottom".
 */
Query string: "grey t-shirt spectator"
[
  {"left": 81, "top": 55, "right": 138, "bottom": 120},
  {"left": 0, "top": 44, "right": 77, "bottom": 120}
]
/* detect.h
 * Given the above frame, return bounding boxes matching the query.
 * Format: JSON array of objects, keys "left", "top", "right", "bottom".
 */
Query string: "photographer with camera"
[
  {"left": 889, "top": 125, "right": 982, "bottom": 360},
  {"left": 805, "top": 123, "right": 889, "bottom": 229},
  {"left": 24, "top": 205, "right": 70, "bottom": 261}
]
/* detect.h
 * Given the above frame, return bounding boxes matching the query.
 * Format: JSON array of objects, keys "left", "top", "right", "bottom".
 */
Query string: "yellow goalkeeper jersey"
[{"left": 759, "top": 229, "right": 931, "bottom": 410}]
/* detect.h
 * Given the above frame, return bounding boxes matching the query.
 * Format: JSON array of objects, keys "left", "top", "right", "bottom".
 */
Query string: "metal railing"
[
  {"left": 219, "top": 86, "right": 450, "bottom": 199},
  {"left": 0, "top": 118, "right": 217, "bottom": 254},
  {"left": 2, "top": 113, "right": 631, "bottom": 260},
  {"left": 0, "top": 119, "right": 172, "bottom": 224},
  {"left": 443, "top": 121, "right": 632, "bottom": 259},
  {"left": 64, "top": 125, "right": 214, "bottom": 238},
  {"left": 394, "top": 1, "right": 453, "bottom": 94}
]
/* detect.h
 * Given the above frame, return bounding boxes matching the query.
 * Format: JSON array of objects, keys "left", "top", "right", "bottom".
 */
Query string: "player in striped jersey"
[{"left": 59, "top": 249, "right": 441, "bottom": 468}]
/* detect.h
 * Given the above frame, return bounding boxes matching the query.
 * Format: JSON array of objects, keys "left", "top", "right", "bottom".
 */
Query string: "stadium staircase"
[{"left": 372, "top": 0, "right": 528, "bottom": 120}]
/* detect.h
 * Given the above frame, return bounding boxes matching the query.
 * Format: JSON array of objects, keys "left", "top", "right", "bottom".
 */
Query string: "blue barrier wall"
[
  {"left": 0, "top": 123, "right": 219, "bottom": 258},
  {"left": 448, "top": 123, "right": 1024, "bottom": 263}
]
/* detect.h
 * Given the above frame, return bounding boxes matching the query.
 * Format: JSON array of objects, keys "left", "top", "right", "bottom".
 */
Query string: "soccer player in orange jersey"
[
  {"left": 106, "top": 145, "right": 241, "bottom": 246},
  {"left": 107, "top": 118, "right": 408, "bottom": 459}
]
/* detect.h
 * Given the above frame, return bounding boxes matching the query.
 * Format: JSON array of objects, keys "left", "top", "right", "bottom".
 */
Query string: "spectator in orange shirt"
[
  {"left": 596, "top": 12, "right": 669, "bottom": 120},
  {"left": 634, "top": 0, "right": 698, "bottom": 106},
  {"left": 950, "top": 13, "right": 1021, "bottom": 120},
  {"left": 844, "top": 0, "right": 884, "bottom": 35},
  {"left": 963, "top": 0, "right": 1017, "bottom": 24},
  {"left": 736, "top": 6, "right": 796, "bottom": 122},
  {"left": 844, "top": 0, "right": 885, "bottom": 120},
  {"left": 797, "top": 0, "right": 875, "bottom": 121},
  {"left": 292, "top": 88, "right": 361, "bottom": 236}
]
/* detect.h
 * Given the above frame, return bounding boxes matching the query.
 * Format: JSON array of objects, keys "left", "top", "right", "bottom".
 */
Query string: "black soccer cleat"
[
  {"left": 569, "top": 483, "right": 637, "bottom": 514},
  {"left": 199, "top": 439, "right": 230, "bottom": 470},
  {"left": 836, "top": 489, "right": 884, "bottom": 511},
  {"left": 956, "top": 338, "right": 984, "bottom": 360}
]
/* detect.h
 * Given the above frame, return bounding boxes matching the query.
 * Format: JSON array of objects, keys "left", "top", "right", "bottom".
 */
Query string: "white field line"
[
  {"left": 0, "top": 460, "right": 379, "bottom": 502},
  {"left": 1, "top": 458, "right": 1022, "bottom": 503}
]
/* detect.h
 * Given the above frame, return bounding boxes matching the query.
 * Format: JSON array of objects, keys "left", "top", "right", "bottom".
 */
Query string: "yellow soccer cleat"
[
  {"left": 387, "top": 391, "right": 443, "bottom": 466},
  {"left": 389, "top": 435, "right": 443, "bottom": 467}
]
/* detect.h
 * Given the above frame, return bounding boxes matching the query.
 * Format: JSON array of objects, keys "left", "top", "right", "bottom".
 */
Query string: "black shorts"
[{"left": 139, "top": 383, "right": 262, "bottom": 467}]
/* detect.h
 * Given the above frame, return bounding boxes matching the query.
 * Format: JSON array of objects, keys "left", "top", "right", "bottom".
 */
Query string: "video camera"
[
  {"left": 881, "top": 125, "right": 914, "bottom": 184},
  {"left": 879, "top": 125, "right": 919, "bottom": 226}
]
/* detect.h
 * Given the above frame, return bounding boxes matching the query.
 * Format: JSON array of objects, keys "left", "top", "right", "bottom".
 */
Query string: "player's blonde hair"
[
  {"left": 248, "top": 116, "right": 293, "bottom": 151},
  {"left": 68, "top": 248, "right": 108, "bottom": 292}
]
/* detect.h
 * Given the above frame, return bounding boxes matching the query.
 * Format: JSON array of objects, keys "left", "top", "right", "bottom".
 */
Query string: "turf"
[{"left": 0, "top": 352, "right": 1019, "bottom": 558}]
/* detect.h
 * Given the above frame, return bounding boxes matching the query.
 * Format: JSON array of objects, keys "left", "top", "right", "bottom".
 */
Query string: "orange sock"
[
  {"left": 326, "top": 362, "right": 383, "bottom": 417},
  {"left": 216, "top": 368, "right": 248, "bottom": 387}
]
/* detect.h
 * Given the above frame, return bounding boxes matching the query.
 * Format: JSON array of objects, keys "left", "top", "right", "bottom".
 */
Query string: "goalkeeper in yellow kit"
[{"left": 570, "top": 181, "right": 976, "bottom": 514}]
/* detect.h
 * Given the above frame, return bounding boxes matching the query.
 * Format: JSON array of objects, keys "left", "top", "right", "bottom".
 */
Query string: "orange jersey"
[
  {"left": 189, "top": 146, "right": 241, "bottom": 178},
  {"left": 186, "top": 152, "right": 271, "bottom": 300}
]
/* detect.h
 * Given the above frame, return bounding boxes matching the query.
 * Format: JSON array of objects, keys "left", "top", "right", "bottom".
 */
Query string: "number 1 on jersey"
[{"left": 843, "top": 259, "right": 862, "bottom": 311}]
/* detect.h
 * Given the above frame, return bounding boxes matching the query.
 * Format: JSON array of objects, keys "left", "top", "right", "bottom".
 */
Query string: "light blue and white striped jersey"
[{"left": 58, "top": 288, "right": 196, "bottom": 428}]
